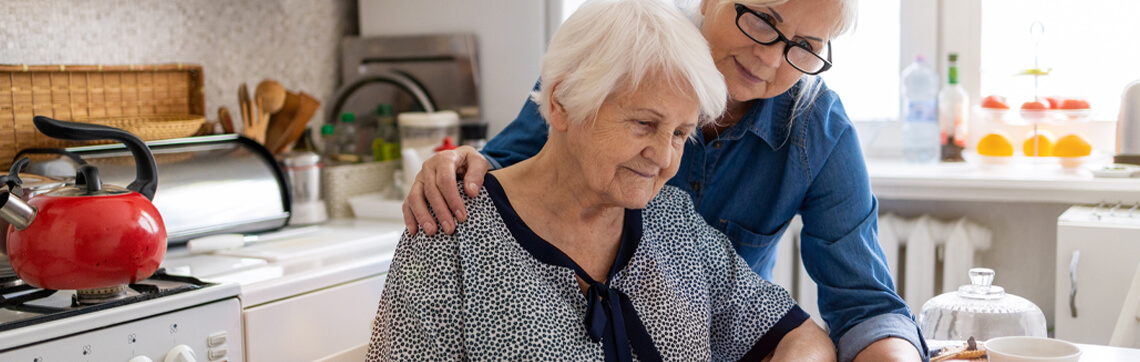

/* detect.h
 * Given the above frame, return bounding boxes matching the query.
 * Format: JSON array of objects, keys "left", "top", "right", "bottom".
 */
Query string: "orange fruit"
[
  {"left": 981, "top": 95, "right": 1010, "bottom": 109},
  {"left": 976, "top": 132, "right": 1015, "bottom": 157},
  {"left": 1053, "top": 134, "right": 1092, "bottom": 157},
  {"left": 1022, "top": 130, "right": 1054, "bottom": 157},
  {"left": 1059, "top": 98, "right": 1090, "bottom": 110}
]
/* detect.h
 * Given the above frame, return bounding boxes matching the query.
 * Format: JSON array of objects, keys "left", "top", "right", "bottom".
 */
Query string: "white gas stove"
[
  {"left": 0, "top": 219, "right": 401, "bottom": 362},
  {"left": 0, "top": 268, "right": 243, "bottom": 362}
]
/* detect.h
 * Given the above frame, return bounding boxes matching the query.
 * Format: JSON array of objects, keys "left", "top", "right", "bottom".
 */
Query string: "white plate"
[
  {"left": 963, "top": 149, "right": 1106, "bottom": 169},
  {"left": 347, "top": 192, "right": 406, "bottom": 221},
  {"left": 1087, "top": 163, "right": 1140, "bottom": 178}
]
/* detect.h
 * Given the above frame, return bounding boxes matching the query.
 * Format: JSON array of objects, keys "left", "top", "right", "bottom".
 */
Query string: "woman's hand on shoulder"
[{"left": 402, "top": 146, "right": 491, "bottom": 236}]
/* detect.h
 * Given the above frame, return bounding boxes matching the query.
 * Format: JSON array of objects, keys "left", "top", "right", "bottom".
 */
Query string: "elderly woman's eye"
[{"left": 673, "top": 129, "right": 685, "bottom": 137}]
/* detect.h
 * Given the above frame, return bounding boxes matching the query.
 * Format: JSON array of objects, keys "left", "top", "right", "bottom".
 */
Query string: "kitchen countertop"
[
  {"left": 866, "top": 158, "right": 1140, "bottom": 204},
  {"left": 1076, "top": 343, "right": 1140, "bottom": 360},
  {"left": 162, "top": 219, "right": 405, "bottom": 306},
  {"left": 161, "top": 218, "right": 1140, "bottom": 359}
]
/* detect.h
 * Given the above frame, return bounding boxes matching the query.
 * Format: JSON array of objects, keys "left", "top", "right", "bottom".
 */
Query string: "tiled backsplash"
[{"left": 0, "top": 0, "right": 357, "bottom": 127}]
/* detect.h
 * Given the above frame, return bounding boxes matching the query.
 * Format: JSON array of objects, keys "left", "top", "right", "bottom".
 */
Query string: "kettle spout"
[{"left": 0, "top": 191, "right": 35, "bottom": 230}]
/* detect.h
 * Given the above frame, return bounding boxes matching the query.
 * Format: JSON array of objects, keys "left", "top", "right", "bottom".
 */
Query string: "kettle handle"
[{"left": 32, "top": 116, "right": 158, "bottom": 200}]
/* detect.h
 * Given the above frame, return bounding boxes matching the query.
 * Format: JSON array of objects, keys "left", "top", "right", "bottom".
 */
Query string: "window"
[
  {"left": 979, "top": 0, "right": 1140, "bottom": 121},
  {"left": 560, "top": 0, "right": 590, "bottom": 22},
  {"left": 820, "top": 0, "right": 901, "bottom": 122}
]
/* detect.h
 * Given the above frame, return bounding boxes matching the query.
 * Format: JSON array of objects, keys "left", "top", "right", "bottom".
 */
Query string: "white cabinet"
[
  {"left": 243, "top": 274, "right": 387, "bottom": 361},
  {"left": 1054, "top": 205, "right": 1140, "bottom": 345}
]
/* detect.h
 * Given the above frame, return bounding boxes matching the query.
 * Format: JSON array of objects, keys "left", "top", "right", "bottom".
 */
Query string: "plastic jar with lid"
[{"left": 397, "top": 111, "right": 460, "bottom": 195}]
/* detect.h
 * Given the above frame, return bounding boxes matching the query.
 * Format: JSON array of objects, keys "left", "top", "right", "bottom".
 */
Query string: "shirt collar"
[{"left": 715, "top": 83, "right": 798, "bottom": 151}]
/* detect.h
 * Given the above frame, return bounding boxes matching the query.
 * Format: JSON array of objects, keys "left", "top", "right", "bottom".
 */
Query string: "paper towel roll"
[{"left": 1118, "top": 79, "right": 1140, "bottom": 155}]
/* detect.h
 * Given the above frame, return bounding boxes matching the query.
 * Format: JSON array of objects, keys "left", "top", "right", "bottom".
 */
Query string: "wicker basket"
[
  {"left": 70, "top": 114, "right": 205, "bottom": 145},
  {"left": 322, "top": 161, "right": 400, "bottom": 219},
  {"left": 0, "top": 63, "right": 205, "bottom": 170}
]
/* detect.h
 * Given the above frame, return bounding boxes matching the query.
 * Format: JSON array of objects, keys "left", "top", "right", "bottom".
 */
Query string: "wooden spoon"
[
  {"left": 272, "top": 92, "right": 321, "bottom": 154},
  {"left": 266, "top": 91, "right": 300, "bottom": 152},
  {"left": 218, "top": 106, "right": 235, "bottom": 134},
  {"left": 238, "top": 83, "right": 253, "bottom": 138},
  {"left": 253, "top": 80, "right": 287, "bottom": 145}
]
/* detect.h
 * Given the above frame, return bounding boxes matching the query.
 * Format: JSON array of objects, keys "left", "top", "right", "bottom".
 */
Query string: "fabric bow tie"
[{"left": 583, "top": 281, "right": 662, "bottom": 362}]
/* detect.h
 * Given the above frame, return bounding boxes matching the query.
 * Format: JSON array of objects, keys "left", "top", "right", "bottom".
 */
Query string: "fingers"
[
  {"left": 424, "top": 167, "right": 459, "bottom": 234},
  {"left": 403, "top": 177, "right": 437, "bottom": 236},
  {"left": 401, "top": 197, "right": 420, "bottom": 236},
  {"left": 436, "top": 164, "right": 469, "bottom": 225},
  {"left": 460, "top": 148, "right": 491, "bottom": 200},
  {"left": 400, "top": 146, "right": 492, "bottom": 236}
]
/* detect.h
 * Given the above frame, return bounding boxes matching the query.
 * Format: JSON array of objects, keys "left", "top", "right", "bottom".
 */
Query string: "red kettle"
[{"left": 0, "top": 116, "right": 166, "bottom": 291}]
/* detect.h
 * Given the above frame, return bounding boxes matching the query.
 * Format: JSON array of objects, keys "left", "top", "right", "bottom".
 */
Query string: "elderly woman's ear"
[{"left": 546, "top": 80, "right": 572, "bottom": 132}]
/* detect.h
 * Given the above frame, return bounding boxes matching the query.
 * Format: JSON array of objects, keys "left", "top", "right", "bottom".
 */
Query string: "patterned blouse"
[{"left": 368, "top": 175, "right": 809, "bottom": 361}]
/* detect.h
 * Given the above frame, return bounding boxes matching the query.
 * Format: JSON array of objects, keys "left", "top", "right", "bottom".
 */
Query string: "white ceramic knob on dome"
[
  {"left": 164, "top": 345, "right": 196, "bottom": 362},
  {"left": 128, "top": 356, "right": 154, "bottom": 362}
]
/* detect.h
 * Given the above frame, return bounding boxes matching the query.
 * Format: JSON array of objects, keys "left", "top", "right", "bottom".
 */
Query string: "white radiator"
[{"left": 771, "top": 214, "right": 993, "bottom": 328}]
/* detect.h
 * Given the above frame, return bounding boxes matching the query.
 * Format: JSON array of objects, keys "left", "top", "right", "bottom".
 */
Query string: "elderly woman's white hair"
[{"left": 532, "top": 0, "right": 727, "bottom": 128}]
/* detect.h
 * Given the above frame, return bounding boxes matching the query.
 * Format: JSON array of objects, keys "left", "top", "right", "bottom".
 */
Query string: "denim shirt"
[{"left": 482, "top": 80, "right": 928, "bottom": 362}]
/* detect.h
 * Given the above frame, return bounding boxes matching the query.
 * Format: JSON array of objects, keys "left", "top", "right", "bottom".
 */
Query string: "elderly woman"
[
  {"left": 367, "top": 0, "right": 833, "bottom": 360},
  {"left": 404, "top": 0, "right": 927, "bottom": 361}
]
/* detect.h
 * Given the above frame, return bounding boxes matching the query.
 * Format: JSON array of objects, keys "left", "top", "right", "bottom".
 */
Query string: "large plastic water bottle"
[{"left": 900, "top": 55, "right": 940, "bottom": 163}]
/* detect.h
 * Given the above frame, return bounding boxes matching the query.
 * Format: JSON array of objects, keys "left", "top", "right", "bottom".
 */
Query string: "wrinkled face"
[
  {"left": 700, "top": 0, "right": 839, "bottom": 102},
  {"left": 560, "top": 76, "right": 700, "bottom": 209}
]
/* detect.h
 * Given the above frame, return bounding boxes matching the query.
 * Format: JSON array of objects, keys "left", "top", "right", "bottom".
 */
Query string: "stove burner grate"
[{"left": 0, "top": 270, "right": 213, "bottom": 333}]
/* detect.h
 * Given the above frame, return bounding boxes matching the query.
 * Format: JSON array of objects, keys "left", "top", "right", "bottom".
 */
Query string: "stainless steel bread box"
[{"left": 22, "top": 135, "right": 291, "bottom": 243}]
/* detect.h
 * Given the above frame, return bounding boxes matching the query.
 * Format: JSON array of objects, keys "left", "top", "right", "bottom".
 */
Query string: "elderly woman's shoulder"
[{"left": 643, "top": 185, "right": 697, "bottom": 222}]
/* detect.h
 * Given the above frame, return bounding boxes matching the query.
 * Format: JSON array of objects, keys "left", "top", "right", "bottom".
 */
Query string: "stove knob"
[
  {"left": 128, "top": 357, "right": 154, "bottom": 362},
  {"left": 164, "top": 344, "right": 197, "bottom": 362}
]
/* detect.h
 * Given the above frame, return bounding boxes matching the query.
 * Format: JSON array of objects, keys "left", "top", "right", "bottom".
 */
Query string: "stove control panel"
[{"left": 0, "top": 298, "right": 242, "bottom": 362}]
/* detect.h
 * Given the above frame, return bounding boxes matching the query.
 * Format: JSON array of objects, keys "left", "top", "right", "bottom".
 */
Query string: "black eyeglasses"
[{"left": 734, "top": 3, "right": 832, "bottom": 75}]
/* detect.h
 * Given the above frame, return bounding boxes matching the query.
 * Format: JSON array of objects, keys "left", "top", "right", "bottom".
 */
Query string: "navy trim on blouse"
[
  {"left": 484, "top": 173, "right": 661, "bottom": 362},
  {"left": 741, "top": 305, "right": 810, "bottom": 360}
]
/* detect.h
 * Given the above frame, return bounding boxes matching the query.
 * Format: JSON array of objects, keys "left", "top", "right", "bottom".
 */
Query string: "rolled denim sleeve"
[
  {"left": 798, "top": 91, "right": 928, "bottom": 362},
  {"left": 480, "top": 80, "right": 548, "bottom": 169},
  {"left": 837, "top": 313, "right": 928, "bottom": 362}
]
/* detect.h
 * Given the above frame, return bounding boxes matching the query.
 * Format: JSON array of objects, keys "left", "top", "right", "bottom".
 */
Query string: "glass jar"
[
  {"left": 282, "top": 151, "right": 327, "bottom": 225},
  {"left": 918, "top": 268, "right": 1047, "bottom": 344}
]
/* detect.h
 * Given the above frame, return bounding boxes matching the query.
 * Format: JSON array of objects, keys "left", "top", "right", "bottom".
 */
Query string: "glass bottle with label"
[
  {"left": 333, "top": 113, "right": 361, "bottom": 163},
  {"left": 371, "top": 104, "right": 401, "bottom": 162},
  {"left": 938, "top": 53, "right": 969, "bottom": 161}
]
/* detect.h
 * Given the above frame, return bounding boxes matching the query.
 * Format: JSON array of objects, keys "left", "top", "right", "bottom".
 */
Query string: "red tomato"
[
  {"left": 1021, "top": 100, "right": 1049, "bottom": 110},
  {"left": 1060, "top": 98, "right": 1090, "bottom": 109},
  {"left": 981, "top": 95, "right": 1010, "bottom": 109},
  {"left": 1044, "top": 96, "right": 1063, "bottom": 109}
]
